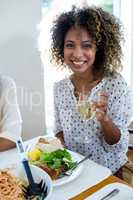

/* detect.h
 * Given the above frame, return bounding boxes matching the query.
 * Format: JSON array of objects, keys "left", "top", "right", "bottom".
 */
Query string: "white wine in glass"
[
  {"left": 76, "top": 93, "right": 96, "bottom": 144},
  {"left": 77, "top": 92, "right": 95, "bottom": 120},
  {"left": 77, "top": 101, "right": 95, "bottom": 120}
]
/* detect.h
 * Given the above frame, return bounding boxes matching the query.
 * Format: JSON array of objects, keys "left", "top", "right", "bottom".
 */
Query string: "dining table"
[
  {"left": 0, "top": 136, "right": 133, "bottom": 200},
  {"left": 70, "top": 175, "right": 133, "bottom": 200}
]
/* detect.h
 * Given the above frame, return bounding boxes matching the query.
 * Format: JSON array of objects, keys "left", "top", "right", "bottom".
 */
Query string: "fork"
[
  {"left": 16, "top": 138, "right": 48, "bottom": 200},
  {"left": 60, "top": 153, "right": 92, "bottom": 177}
]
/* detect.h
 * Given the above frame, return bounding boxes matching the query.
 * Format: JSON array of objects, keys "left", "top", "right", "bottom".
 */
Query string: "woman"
[
  {"left": 50, "top": 6, "right": 133, "bottom": 174},
  {"left": 0, "top": 75, "right": 22, "bottom": 151}
]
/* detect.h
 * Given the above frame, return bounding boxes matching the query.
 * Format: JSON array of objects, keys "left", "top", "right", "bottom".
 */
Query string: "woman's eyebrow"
[
  {"left": 64, "top": 40, "right": 74, "bottom": 43},
  {"left": 64, "top": 40, "right": 92, "bottom": 43},
  {"left": 82, "top": 40, "right": 92, "bottom": 43}
]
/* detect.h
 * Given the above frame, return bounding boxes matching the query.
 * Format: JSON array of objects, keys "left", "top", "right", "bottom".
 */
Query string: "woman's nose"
[{"left": 73, "top": 46, "right": 83, "bottom": 58}]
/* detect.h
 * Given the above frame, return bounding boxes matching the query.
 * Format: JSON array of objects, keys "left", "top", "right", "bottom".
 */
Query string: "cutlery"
[
  {"left": 99, "top": 188, "right": 120, "bottom": 200},
  {"left": 60, "top": 153, "right": 92, "bottom": 177},
  {"left": 16, "top": 138, "right": 48, "bottom": 200}
]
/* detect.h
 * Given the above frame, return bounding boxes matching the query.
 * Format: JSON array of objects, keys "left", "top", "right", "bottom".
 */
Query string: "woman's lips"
[
  {"left": 73, "top": 61, "right": 85, "bottom": 65},
  {"left": 72, "top": 60, "right": 87, "bottom": 68}
]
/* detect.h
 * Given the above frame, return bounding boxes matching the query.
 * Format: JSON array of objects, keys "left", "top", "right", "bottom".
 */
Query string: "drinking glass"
[
  {"left": 76, "top": 92, "right": 96, "bottom": 144},
  {"left": 77, "top": 93, "right": 95, "bottom": 120}
]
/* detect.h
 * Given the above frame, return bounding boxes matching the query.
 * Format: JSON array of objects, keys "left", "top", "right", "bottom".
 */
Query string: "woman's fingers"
[
  {"left": 98, "top": 91, "right": 108, "bottom": 99},
  {"left": 95, "top": 109, "right": 105, "bottom": 121},
  {"left": 92, "top": 92, "right": 109, "bottom": 121},
  {"left": 92, "top": 101, "right": 108, "bottom": 112}
]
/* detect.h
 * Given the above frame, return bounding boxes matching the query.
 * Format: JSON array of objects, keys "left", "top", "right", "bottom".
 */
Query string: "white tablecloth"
[{"left": 0, "top": 138, "right": 112, "bottom": 200}]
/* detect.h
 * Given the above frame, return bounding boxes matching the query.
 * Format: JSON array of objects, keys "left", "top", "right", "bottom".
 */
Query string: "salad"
[{"left": 28, "top": 137, "right": 77, "bottom": 180}]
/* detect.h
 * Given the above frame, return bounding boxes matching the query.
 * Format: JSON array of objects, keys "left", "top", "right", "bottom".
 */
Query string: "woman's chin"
[{"left": 71, "top": 68, "right": 90, "bottom": 74}]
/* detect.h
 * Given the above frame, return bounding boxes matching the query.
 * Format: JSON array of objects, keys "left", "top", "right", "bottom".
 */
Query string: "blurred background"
[{"left": 0, "top": 0, "right": 132, "bottom": 140}]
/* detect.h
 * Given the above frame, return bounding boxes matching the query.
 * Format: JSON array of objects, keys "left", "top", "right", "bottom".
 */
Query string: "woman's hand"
[{"left": 92, "top": 92, "right": 109, "bottom": 122}]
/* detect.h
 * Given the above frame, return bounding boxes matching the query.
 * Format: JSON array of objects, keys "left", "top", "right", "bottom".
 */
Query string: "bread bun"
[{"left": 36, "top": 137, "right": 63, "bottom": 153}]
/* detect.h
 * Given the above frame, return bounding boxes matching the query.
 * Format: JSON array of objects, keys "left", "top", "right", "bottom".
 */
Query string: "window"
[
  {"left": 120, "top": 0, "right": 133, "bottom": 87},
  {"left": 39, "top": 0, "right": 132, "bottom": 133}
]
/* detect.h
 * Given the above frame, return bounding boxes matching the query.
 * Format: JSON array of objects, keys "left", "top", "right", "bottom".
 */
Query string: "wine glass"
[
  {"left": 76, "top": 92, "right": 96, "bottom": 144},
  {"left": 77, "top": 93, "right": 95, "bottom": 120}
]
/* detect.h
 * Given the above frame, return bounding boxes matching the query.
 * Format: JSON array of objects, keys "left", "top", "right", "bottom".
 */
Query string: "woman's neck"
[
  {"left": 73, "top": 73, "right": 94, "bottom": 84},
  {"left": 71, "top": 71, "right": 103, "bottom": 95}
]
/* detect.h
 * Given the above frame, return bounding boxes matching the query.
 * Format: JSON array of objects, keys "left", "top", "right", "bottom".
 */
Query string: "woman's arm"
[
  {"left": 94, "top": 92, "right": 121, "bottom": 145},
  {"left": 100, "top": 116, "right": 121, "bottom": 145}
]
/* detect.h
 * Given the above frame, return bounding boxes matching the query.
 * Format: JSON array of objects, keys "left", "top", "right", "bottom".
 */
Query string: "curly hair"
[{"left": 50, "top": 6, "right": 124, "bottom": 75}]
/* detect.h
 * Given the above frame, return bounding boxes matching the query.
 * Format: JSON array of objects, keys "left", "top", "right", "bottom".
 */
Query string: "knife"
[{"left": 100, "top": 188, "right": 120, "bottom": 200}]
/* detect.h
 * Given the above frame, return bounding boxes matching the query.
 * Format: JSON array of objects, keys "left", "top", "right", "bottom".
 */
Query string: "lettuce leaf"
[{"left": 38, "top": 149, "right": 76, "bottom": 170}]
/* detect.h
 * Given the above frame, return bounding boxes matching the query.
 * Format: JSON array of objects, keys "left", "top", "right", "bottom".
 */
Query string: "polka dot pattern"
[{"left": 53, "top": 73, "right": 133, "bottom": 173}]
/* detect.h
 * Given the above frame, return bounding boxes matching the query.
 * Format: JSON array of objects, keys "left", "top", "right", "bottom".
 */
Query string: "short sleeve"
[
  {"left": 0, "top": 76, "right": 22, "bottom": 142},
  {"left": 53, "top": 82, "right": 63, "bottom": 135}
]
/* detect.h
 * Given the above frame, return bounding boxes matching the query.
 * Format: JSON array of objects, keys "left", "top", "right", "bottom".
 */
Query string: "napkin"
[{"left": 85, "top": 182, "right": 133, "bottom": 200}]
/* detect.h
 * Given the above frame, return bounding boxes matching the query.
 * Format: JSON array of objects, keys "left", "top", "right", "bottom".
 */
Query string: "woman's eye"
[
  {"left": 83, "top": 43, "right": 92, "bottom": 48},
  {"left": 65, "top": 43, "right": 74, "bottom": 48}
]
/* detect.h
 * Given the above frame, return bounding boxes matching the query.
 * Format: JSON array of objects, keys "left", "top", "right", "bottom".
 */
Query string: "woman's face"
[{"left": 64, "top": 27, "right": 96, "bottom": 75}]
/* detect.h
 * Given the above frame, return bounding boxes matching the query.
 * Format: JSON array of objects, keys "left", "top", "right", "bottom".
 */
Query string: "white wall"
[
  {"left": 0, "top": 0, "right": 46, "bottom": 140},
  {"left": 113, "top": 0, "right": 133, "bottom": 88}
]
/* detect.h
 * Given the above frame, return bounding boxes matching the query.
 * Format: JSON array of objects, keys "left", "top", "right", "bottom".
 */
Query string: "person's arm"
[
  {"left": 0, "top": 76, "right": 22, "bottom": 151},
  {"left": 53, "top": 83, "right": 65, "bottom": 145},
  {"left": 0, "top": 138, "right": 16, "bottom": 151},
  {"left": 94, "top": 75, "right": 133, "bottom": 151},
  {"left": 93, "top": 92, "right": 121, "bottom": 145},
  {"left": 100, "top": 116, "right": 121, "bottom": 145}
]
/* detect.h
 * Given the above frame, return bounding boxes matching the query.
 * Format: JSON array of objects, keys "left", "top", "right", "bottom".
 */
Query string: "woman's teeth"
[{"left": 73, "top": 61, "right": 85, "bottom": 65}]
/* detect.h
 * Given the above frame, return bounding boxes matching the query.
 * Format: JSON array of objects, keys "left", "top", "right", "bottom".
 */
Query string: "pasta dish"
[{"left": 0, "top": 170, "right": 25, "bottom": 200}]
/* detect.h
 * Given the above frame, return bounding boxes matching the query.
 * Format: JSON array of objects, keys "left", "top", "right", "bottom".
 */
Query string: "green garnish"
[{"left": 33, "top": 149, "right": 76, "bottom": 170}]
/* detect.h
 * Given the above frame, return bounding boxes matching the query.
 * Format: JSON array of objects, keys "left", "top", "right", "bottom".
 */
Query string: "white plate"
[
  {"left": 53, "top": 150, "right": 84, "bottom": 187},
  {"left": 25, "top": 136, "right": 84, "bottom": 187},
  {"left": 85, "top": 182, "right": 133, "bottom": 200}
]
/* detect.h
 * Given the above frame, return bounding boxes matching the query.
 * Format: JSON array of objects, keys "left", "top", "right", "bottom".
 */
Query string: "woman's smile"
[{"left": 71, "top": 60, "right": 87, "bottom": 69}]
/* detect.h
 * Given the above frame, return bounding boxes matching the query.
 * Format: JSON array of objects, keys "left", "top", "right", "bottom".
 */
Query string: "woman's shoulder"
[
  {"left": 105, "top": 72, "right": 131, "bottom": 96},
  {"left": 106, "top": 72, "right": 127, "bottom": 87},
  {"left": 54, "top": 78, "right": 70, "bottom": 90}
]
